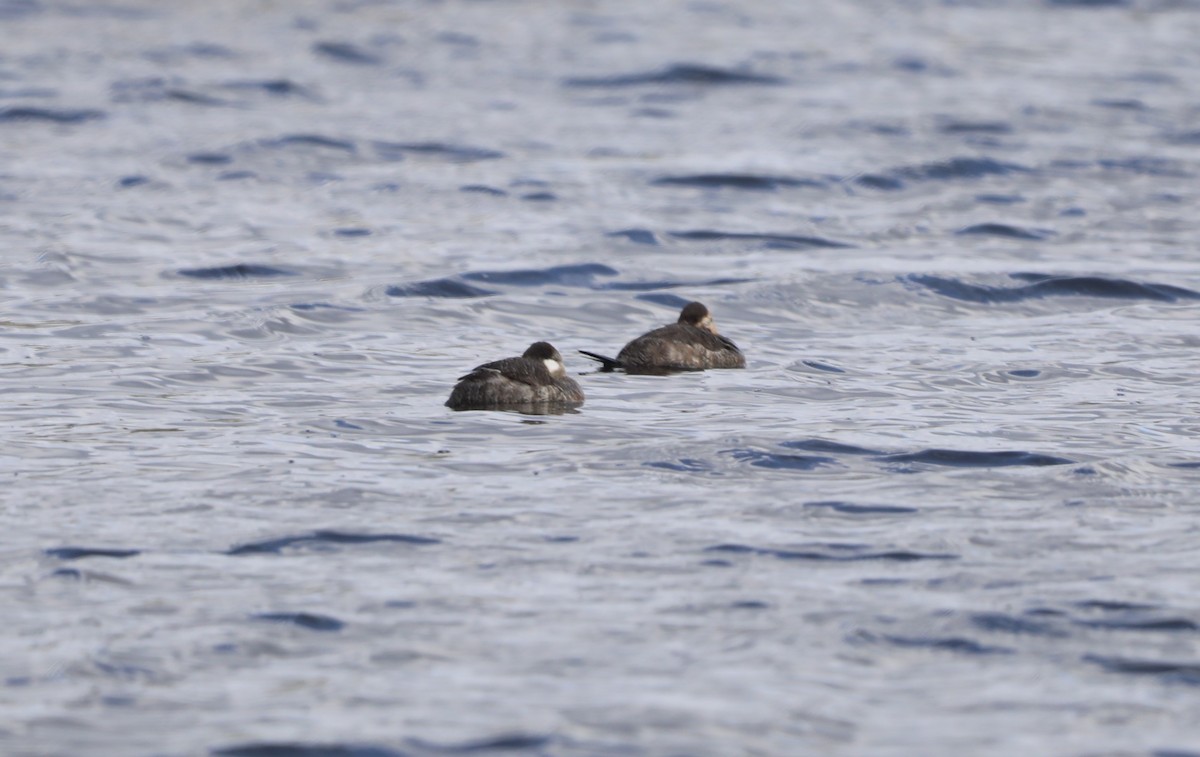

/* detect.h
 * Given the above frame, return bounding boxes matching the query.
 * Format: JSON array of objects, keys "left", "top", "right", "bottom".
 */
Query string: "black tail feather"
[{"left": 578, "top": 350, "right": 622, "bottom": 372}]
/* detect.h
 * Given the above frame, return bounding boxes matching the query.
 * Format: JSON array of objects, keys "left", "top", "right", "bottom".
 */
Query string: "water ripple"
[
  {"left": 668, "top": 230, "right": 853, "bottom": 249},
  {"left": 564, "top": 63, "right": 785, "bottom": 87},
  {"left": 214, "top": 744, "right": 402, "bottom": 757},
  {"left": 0, "top": 106, "right": 106, "bottom": 123},
  {"left": 880, "top": 449, "right": 1074, "bottom": 467},
  {"left": 253, "top": 612, "right": 346, "bottom": 632},
  {"left": 704, "top": 543, "right": 958, "bottom": 562},
  {"left": 177, "top": 264, "right": 295, "bottom": 280},
  {"left": 227, "top": 531, "right": 440, "bottom": 556},
  {"left": 911, "top": 273, "right": 1200, "bottom": 303},
  {"left": 651, "top": 174, "right": 825, "bottom": 190},
  {"left": 1084, "top": 655, "right": 1200, "bottom": 685},
  {"left": 956, "top": 223, "right": 1054, "bottom": 241},
  {"left": 45, "top": 547, "right": 140, "bottom": 560}
]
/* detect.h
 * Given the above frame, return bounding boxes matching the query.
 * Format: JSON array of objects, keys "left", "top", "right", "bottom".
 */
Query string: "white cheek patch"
[{"left": 543, "top": 358, "right": 564, "bottom": 375}]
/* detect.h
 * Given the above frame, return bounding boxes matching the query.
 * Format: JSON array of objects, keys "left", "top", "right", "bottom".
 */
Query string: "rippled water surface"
[{"left": 4, "top": 1, "right": 1200, "bottom": 755}]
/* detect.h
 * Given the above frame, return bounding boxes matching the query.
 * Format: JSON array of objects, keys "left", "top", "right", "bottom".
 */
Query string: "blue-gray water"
[{"left": 3, "top": 1, "right": 1200, "bottom": 755}]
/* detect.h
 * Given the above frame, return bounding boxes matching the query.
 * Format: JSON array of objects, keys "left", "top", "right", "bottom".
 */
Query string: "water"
[{"left": 3, "top": 1, "right": 1200, "bottom": 754}]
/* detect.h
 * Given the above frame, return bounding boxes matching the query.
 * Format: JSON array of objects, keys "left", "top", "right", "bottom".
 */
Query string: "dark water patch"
[
  {"left": 253, "top": 612, "right": 345, "bottom": 632},
  {"left": 1168, "top": 461, "right": 1200, "bottom": 469},
  {"left": 45, "top": 547, "right": 140, "bottom": 560},
  {"left": 805, "top": 501, "right": 918, "bottom": 515},
  {"left": 633, "top": 107, "right": 674, "bottom": 118},
  {"left": 143, "top": 43, "right": 235, "bottom": 63},
  {"left": 956, "top": 223, "right": 1053, "bottom": 241},
  {"left": 521, "top": 191, "right": 556, "bottom": 201},
  {"left": 373, "top": 141, "right": 504, "bottom": 162},
  {"left": 909, "top": 273, "right": 1200, "bottom": 304},
  {"left": 801, "top": 360, "right": 845, "bottom": 373},
  {"left": 164, "top": 89, "right": 229, "bottom": 106},
  {"left": 892, "top": 56, "right": 940, "bottom": 73},
  {"left": 644, "top": 458, "right": 713, "bottom": 473},
  {"left": 219, "top": 170, "right": 256, "bottom": 181},
  {"left": 1084, "top": 654, "right": 1200, "bottom": 684},
  {"left": 0, "top": 0, "right": 39, "bottom": 20},
  {"left": 290, "top": 302, "right": 364, "bottom": 312},
  {"left": 436, "top": 31, "right": 479, "bottom": 46},
  {"left": 1166, "top": 130, "right": 1200, "bottom": 145},
  {"left": 406, "top": 734, "right": 552, "bottom": 753},
  {"left": 0, "top": 106, "right": 105, "bottom": 124},
  {"left": 635, "top": 293, "right": 693, "bottom": 308},
  {"left": 865, "top": 632, "right": 1014, "bottom": 655},
  {"left": 333, "top": 228, "right": 371, "bottom": 238},
  {"left": 938, "top": 120, "right": 1012, "bottom": 135},
  {"left": 258, "top": 134, "right": 355, "bottom": 153},
  {"left": 726, "top": 449, "right": 836, "bottom": 471},
  {"left": 600, "top": 275, "right": 752, "bottom": 292},
  {"left": 564, "top": 63, "right": 785, "bottom": 88},
  {"left": 460, "top": 185, "right": 507, "bottom": 196},
  {"left": 188, "top": 152, "right": 233, "bottom": 165},
  {"left": 259, "top": 134, "right": 356, "bottom": 153},
  {"left": 1096, "top": 157, "right": 1190, "bottom": 177},
  {"left": 0, "top": 87, "right": 58, "bottom": 99},
  {"left": 462, "top": 263, "right": 617, "bottom": 287},
  {"left": 111, "top": 77, "right": 226, "bottom": 105},
  {"left": 729, "top": 600, "right": 770, "bottom": 610},
  {"left": 781, "top": 439, "right": 882, "bottom": 455},
  {"left": 1025, "top": 607, "right": 1068, "bottom": 617},
  {"left": 335, "top": 419, "right": 363, "bottom": 430},
  {"left": 975, "top": 193, "right": 1024, "bottom": 205},
  {"left": 313, "top": 41, "right": 383, "bottom": 65},
  {"left": 117, "top": 175, "right": 150, "bottom": 188},
  {"left": 651, "top": 174, "right": 825, "bottom": 190},
  {"left": 970, "top": 612, "right": 1069, "bottom": 637},
  {"left": 222, "top": 79, "right": 315, "bottom": 98},
  {"left": 386, "top": 278, "right": 495, "bottom": 298},
  {"left": 897, "top": 155, "right": 1027, "bottom": 182},
  {"left": 1075, "top": 599, "right": 1161, "bottom": 612},
  {"left": 1091, "top": 98, "right": 1145, "bottom": 110},
  {"left": 1077, "top": 617, "right": 1199, "bottom": 632},
  {"left": 853, "top": 174, "right": 906, "bottom": 191},
  {"left": 227, "top": 530, "right": 440, "bottom": 556},
  {"left": 607, "top": 228, "right": 658, "bottom": 245},
  {"left": 880, "top": 449, "right": 1074, "bottom": 467},
  {"left": 704, "top": 543, "right": 957, "bottom": 562},
  {"left": 1008, "top": 369, "right": 1040, "bottom": 378},
  {"left": 178, "top": 264, "right": 295, "bottom": 280},
  {"left": 1010, "top": 272, "right": 1200, "bottom": 300},
  {"left": 668, "top": 230, "right": 853, "bottom": 249},
  {"left": 214, "top": 744, "right": 404, "bottom": 757}
]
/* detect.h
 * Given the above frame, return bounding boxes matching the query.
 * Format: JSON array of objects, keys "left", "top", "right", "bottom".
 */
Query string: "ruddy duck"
[
  {"left": 580, "top": 301, "right": 745, "bottom": 374},
  {"left": 446, "top": 341, "right": 585, "bottom": 411}
]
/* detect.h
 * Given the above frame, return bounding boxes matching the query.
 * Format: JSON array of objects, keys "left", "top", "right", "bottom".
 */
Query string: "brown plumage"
[
  {"left": 446, "top": 342, "right": 585, "bottom": 411},
  {"left": 580, "top": 302, "right": 746, "bottom": 374}
]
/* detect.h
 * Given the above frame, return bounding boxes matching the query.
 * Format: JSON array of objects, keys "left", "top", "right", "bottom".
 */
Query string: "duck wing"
[{"left": 459, "top": 356, "right": 552, "bottom": 386}]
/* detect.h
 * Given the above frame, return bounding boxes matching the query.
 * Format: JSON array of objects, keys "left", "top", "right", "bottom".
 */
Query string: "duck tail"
[{"left": 578, "top": 350, "right": 622, "bottom": 372}]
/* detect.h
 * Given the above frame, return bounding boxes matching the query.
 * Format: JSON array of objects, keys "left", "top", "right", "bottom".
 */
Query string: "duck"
[
  {"left": 580, "top": 301, "right": 745, "bottom": 374},
  {"left": 446, "top": 341, "right": 585, "bottom": 411}
]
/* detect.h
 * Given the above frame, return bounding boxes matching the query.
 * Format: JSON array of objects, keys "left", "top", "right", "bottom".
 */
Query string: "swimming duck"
[
  {"left": 580, "top": 301, "right": 745, "bottom": 374},
  {"left": 446, "top": 341, "right": 585, "bottom": 411}
]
